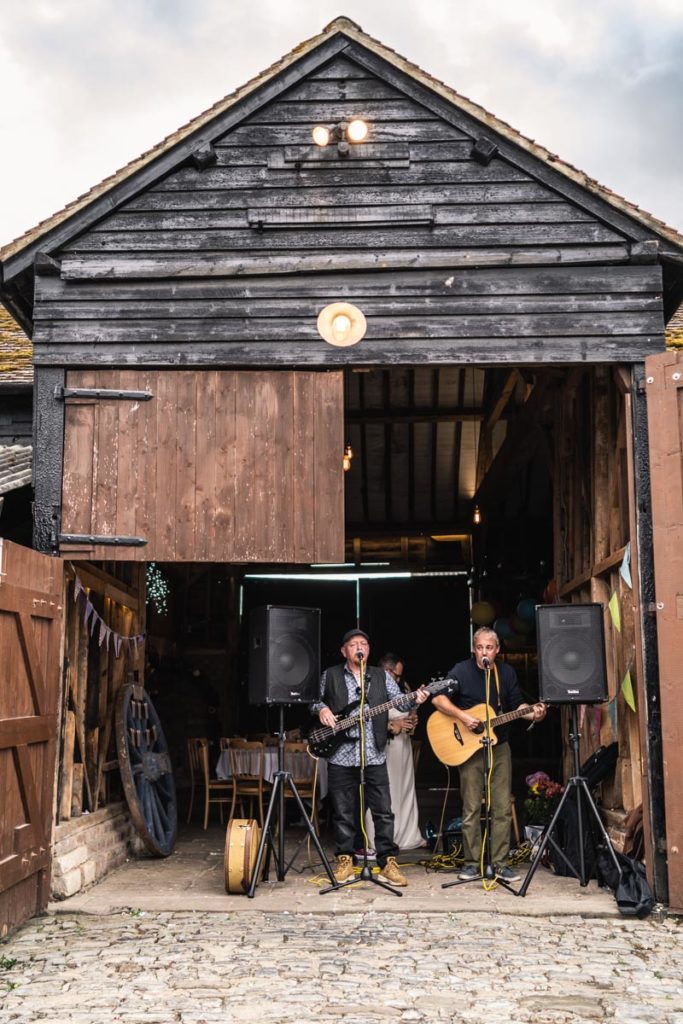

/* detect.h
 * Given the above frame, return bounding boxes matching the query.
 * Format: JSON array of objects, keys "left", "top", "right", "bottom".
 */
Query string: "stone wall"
[{"left": 51, "top": 803, "right": 144, "bottom": 899}]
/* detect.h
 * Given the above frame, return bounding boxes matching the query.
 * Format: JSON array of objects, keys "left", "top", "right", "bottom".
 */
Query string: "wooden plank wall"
[
  {"left": 32, "top": 56, "right": 664, "bottom": 367},
  {"left": 58, "top": 562, "right": 146, "bottom": 821},
  {"left": 554, "top": 367, "right": 643, "bottom": 818},
  {"left": 0, "top": 541, "right": 62, "bottom": 936},
  {"left": 645, "top": 351, "right": 683, "bottom": 911},
  {"left": 60, "top": 370, "right": 344, "bottom": 563}
]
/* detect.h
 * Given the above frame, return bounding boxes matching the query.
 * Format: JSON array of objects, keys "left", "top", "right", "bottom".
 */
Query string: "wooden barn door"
[
  {"left": 0, "top": 541, "right": 63, "bottom": 935},
  {"left": 645, "top": 350, "right": 683, "bottom": 912},
  {"left": 59, "top": 370, "right": 344, "bottom": 563}
]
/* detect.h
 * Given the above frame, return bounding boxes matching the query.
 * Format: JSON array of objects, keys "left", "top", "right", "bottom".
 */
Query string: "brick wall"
[{"left": 51, "top": 803, "right": 144, "bottom": 899}]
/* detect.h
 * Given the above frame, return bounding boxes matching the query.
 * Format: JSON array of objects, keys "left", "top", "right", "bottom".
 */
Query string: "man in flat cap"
[{"left": 312, "top": 628, "right": 429, "bottom": 886}]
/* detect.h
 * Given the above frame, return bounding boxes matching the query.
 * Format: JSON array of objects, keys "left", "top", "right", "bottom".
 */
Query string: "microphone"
[
  {"left": 482, "top": 656, "right": 491, "bottom": 668},
  {"left": 355, "top": 650, "right": 365, "bottom": 662}
]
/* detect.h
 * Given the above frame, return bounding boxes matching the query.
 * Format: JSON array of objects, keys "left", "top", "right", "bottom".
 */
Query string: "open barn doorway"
[{"left": 55, "top": 359, "right": 642, "bottom": 894}]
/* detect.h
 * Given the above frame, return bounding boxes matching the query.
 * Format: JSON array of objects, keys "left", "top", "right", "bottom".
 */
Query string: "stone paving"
[{"left": 1, "top": 908, "right": 682, "bottom": 1024}]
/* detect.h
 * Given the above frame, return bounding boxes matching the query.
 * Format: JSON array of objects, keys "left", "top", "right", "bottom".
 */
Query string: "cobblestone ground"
[{"left": 0, "top": 910, "right": 682, "bottom": 1024}]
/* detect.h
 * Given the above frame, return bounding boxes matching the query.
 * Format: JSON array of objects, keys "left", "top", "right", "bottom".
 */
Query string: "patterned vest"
[{"left": 324, "top": 663, "right": 390, "bottom": 752}]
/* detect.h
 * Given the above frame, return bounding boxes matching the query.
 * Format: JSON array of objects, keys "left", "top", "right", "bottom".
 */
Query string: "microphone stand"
[
  {"left": 320, "top": 653, "right": 402, "bottom": 897},
  {"left": 442, "top": 658, "right": 517, "bottom": 895}
]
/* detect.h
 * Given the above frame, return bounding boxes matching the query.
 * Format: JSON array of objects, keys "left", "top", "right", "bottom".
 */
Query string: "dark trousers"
[{"left": 328, "top": 762, "right": 398, "bottom": 868}]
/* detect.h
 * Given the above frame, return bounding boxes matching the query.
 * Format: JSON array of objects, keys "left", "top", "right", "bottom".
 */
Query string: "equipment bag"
[{"left": 614, "top": 854, "right": 654, "bottom": 919}]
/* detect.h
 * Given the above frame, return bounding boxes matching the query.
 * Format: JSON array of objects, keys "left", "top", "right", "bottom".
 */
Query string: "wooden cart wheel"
[{"left": 115, "top": 684, "right": 178, "bottom": 857}]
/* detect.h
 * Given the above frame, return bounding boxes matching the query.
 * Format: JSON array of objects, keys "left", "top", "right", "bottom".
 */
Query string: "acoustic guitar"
[
  {"left": 427, "top": 702, "right": 546, "bottom": 767},
  {"left": 307, "top": 678, "right": 453, "bottom": 759}
]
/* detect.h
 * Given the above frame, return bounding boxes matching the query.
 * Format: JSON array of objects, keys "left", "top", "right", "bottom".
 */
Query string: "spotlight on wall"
[
  {"left": 311, "top": 119, "right": 369, "bottom": 153},
  {"left": 343, "top": 442, "right": 354, "bottom": 472},
  {"left": 317, "top": 302, "right": 367, "bottom": 347}
]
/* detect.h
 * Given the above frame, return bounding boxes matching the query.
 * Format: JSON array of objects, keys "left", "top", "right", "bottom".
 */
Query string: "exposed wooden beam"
[
  {"left": 345, "top": 405, "right": 485, "bottom": 424},
  {"left": 474, "top": 377, "right": 554, "bottom": 508}
]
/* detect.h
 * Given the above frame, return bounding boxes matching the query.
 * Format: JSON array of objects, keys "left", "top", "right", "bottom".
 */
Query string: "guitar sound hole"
[{"left": 472, "top": 722, "right": 485, "bottom": 734}]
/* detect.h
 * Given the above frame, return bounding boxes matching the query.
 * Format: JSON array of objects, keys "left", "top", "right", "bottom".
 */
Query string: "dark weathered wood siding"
[
  {"left": 59, "top": 369, "right": 344, "bottom": 563},
  {"left": 32, "top": 55, "right": 663, "bottom": 368}
]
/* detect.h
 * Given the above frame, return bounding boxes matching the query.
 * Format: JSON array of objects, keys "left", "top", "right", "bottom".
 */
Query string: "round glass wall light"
[{"left": 317, "top": 302, "right": 367, "bottom": 347}]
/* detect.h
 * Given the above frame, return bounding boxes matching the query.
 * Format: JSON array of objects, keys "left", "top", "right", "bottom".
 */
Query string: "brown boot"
[
  {"left": 334, "top": 854, "right": 355, "bottom": 883},
  {"left": 378, "top": 857, "right": 407, "bottom": 886}
]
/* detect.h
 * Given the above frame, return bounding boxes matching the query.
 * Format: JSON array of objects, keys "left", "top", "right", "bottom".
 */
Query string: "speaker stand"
[
  {"left": 517, "top": 704, "right": 622, "bottom": 897},
  {"left": 247, "top": 707, "right": 338, "bottom": 897}
]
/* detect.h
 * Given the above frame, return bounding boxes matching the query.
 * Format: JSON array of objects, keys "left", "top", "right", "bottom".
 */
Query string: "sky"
[{"left": 1, "top": 0, "right": 682, "bottom": 248}]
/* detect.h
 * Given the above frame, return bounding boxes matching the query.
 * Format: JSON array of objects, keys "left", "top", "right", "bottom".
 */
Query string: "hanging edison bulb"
[{"left": 343, "top": 442, "right": 354, "bottom": 472}]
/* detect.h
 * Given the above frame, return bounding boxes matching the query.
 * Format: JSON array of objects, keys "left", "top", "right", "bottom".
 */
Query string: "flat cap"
[{"left": 341, "top": 628, "right": 370, "bottom": 645}]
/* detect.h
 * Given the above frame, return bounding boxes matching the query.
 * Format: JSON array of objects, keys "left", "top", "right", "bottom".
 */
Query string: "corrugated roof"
[
  {"left": 0, "top": 444, "right": 32, "bottom": 496},
  {"left": 0, "top": 307, "right": 32, "bottom": 383},
  {"left": 666, "top": 301, "right": 683, "bottom": 349},
  {"left": 1, "top": 15, "right": 683, "bottom": 266}
]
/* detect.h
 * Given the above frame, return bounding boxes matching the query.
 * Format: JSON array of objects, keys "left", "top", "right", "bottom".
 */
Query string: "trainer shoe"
[
  {"left": 353, "top": 847, "right": 376, "bottom": 863},
  {"left": 377, "top": 857, "right": 407, "bottom": 887},
  {"left": 334, "top": 854, "right": 355, "bottom": 883},
  {"left": 458, "top": 864, "right": 481, "bottom": 881},
  {"left": 495, "top": 864, "right": 521, "bottom": 882}
]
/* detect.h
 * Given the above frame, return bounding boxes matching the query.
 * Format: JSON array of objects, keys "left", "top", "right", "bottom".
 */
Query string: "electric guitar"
[
  {"left": 427, "top": 702, "right": 546, "bottom": 767},
  {"left": 307, "top": 678, "right": 453, "bottom": 759}
]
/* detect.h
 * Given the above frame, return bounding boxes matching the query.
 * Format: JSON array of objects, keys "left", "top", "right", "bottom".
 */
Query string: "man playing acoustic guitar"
[{"left": 432, "top": 627, "right": 546, "bottom": 882}]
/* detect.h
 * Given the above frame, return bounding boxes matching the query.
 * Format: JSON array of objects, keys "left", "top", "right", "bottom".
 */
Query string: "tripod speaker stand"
[
  {"left": 517, "top": 703, "right": 621, "bottom": 896},
  {"left": 247, "top": 706, "right": 338, "bottom": 896}
]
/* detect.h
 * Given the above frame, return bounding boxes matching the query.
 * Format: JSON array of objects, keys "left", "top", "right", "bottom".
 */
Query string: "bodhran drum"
[{"left": 224, "top": 818, "right": 262, "bottom": 894}]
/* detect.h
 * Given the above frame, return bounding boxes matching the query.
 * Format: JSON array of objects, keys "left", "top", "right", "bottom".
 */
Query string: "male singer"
[
  {"left": 432, "top": 626, "right": 546, "bottom": 882},
  {"left": 312, "top": 628, "right": 429, "bottom": 886}
]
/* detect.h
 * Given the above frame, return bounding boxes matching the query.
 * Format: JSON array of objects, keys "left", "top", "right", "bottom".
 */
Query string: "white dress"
[{"left": 365, "top": 709, "right": 424, "bottom": 850}]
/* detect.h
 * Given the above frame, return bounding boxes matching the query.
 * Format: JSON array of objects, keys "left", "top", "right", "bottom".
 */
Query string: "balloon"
[
  {"left": 511, "top": 614, "right": 533, "bottom": 636},
  {"left": 471, "top": 601, "right": 495, "bottom": 626},
  {"left": 493, "top": 617, "right": 514, "bottom": 640},
  {"left": 516, "top": 598, "right": 537, "bottom": 625}
]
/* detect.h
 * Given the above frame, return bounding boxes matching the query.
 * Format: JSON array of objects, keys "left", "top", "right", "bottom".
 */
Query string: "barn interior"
[{"left": 57, "top": 358, "right": 640, "bottom": 858}]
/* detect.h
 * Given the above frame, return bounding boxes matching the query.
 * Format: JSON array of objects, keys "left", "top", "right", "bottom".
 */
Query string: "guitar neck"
[
  {"left": 490, "top": 705, "right": 536, "bottom": 728},
  {"left": 336, "top": 692, "right": 414, "bottom": 732}
]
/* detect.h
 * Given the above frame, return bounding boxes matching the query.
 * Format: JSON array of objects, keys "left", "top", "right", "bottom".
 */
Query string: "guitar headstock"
[{"left": 425, "top": 678, "right": 455, "bottom": 697}]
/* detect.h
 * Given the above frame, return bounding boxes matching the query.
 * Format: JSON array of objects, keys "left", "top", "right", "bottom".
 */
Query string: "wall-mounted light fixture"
[
  {"left": 472, "top": 505, "right": 482, "bottom": 526},
  {"left": 312, "top": 119, "right": 369, "bottom": 155},
  {"left": 343, "top": 442, "right": 354, "bottom": 472},
  {"left": 317, "top": 302, "right": 367, "bottom": 347}
]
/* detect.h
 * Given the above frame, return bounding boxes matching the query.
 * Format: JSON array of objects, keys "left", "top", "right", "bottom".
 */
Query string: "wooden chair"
[
  {"left": 228, "top": 739, "right": 267, "bottom": 825},
  {"left": 282, "top": 741, "right": 319, "bottom": 828},
  {"left": 186, "top": 737, "right": 233, "bottom": 830}
]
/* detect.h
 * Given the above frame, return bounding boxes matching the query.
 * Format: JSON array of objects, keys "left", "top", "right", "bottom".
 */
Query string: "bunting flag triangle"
[
  {"left": 608, "top": 591, "right": 621, "bottom": 633},
  {"left": 114, "top": 634, "right": 122, "bottom": 657},
  {"left": 90, "top": 609, "right": 99, "bottom": 636},
  {"left": 621, "top": 670, "right": 636, "bottom": 712},
  {"left": 99, "top": 618, "right": 108, "bottom": 647},
  {"left": 83, "top": 599, "right": 94, "bottom": 627}
]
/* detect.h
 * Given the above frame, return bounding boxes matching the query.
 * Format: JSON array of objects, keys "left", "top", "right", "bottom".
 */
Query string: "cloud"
[{"left": 0, "top": 0, "right": 682, "bottom": 244}]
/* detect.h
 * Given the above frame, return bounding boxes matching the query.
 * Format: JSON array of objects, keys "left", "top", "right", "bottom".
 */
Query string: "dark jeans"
[{"left": 328, "top": 761, "right": 398, "bottom": 868}]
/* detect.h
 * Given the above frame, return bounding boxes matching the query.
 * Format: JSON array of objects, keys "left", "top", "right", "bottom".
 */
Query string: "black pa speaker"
[
  {"left": 536, "top": 603, "right": 608, "bottom": 705},
  {"left": 248, "top": 605, "right": 320, "bottom": 705}
]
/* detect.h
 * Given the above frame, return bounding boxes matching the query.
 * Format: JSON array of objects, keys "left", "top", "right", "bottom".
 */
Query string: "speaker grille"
[
  {"left": 537, "top": 604, "right": 608, "bottom": 704},
  {"left": 248, "top": 605, "right": 320, "bottom": 705}
]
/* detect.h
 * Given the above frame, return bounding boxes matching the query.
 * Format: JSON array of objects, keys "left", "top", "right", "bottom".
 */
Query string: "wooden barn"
[{"left": 1, "top": 17, "right": 682, "bottom": 932}]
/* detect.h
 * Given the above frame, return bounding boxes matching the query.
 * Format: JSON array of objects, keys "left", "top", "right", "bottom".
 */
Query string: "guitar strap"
[{"left": 491, "top": 663, "right": 502, "bottom": 711}]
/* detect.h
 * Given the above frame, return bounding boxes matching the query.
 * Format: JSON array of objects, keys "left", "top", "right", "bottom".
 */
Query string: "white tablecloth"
[{"left": 216, "top": 748, "right": 327, "bottom": 799}]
